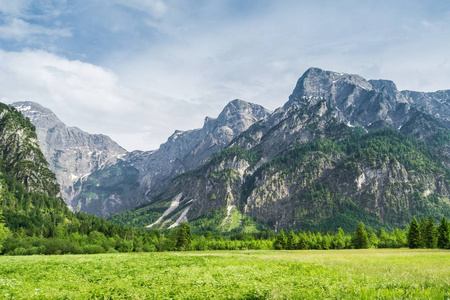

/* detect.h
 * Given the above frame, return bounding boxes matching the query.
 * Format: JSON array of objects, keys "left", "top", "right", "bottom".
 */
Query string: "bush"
[{"left": 82, "top": 244, "right": 106, "bottom": 254}]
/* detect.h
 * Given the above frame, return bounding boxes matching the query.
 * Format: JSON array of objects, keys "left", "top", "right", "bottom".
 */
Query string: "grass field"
[{"left": 0, "top": 249, "right": 449, "bottom": 299}]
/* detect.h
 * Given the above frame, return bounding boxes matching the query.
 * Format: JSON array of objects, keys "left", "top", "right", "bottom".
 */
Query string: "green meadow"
[{"left": 0, "top": 249, "right": 449, "bottom": 299}]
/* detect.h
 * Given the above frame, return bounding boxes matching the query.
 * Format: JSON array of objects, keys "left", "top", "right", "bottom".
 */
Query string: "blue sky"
[{"left": 0, "top": 0, "right": 449, "bottom": 150}]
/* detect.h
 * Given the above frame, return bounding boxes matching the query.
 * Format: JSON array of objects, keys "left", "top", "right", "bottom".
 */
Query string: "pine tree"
[
  {"left": 437, "top": 216, "right": 450, "bottom": 249},
  {"left": 352, "top": 222, "right": 369, "bottom": 249},
  {"left": 274, "top": 230, "right": 287, "bottom": 250},
  {"left": 423, "top": 217, "right": 437, "bottom": 249},
  {"left": 419, "top": 217, "right": 427, "bottom": 247},
  {"left": 297, "top": 232, "right": 308, "bottom": 250},
  {"left": 176, "top": 223, "right": 192, "bottom": 251},
  {"left": 287, "top": 231, "right": 298, "bottom": 250},
  {"left": 408, "top": 217, "right": 421, "bottom": 249}
]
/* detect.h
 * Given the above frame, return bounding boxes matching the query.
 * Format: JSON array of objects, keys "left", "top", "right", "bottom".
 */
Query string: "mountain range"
[{"left": 11, "top": 67, "right": 450, "bottom": 233}]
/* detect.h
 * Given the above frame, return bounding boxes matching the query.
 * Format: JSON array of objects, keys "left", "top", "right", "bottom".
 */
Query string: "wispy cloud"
[
  {"left": 113, "top": 0, "right": 168, "bottom": 18},
  {"left": 0, "top": 0, "right": 31, "bottom": 17},
  {"left": 0, "top": 18, "right": 71, "bottom": 40},
  {"left": 0, "top": 49, "right": 211, "bottom": 150}
]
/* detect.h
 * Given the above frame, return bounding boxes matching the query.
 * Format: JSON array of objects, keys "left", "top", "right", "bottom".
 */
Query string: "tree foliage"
[
  {"left": 408, "top": 217, "right": 421, "bottom": 249},
  {"left": 176, "top": 223, "right": 192, "bottom": 251},
  {"left": 437, "top": 216, "right": 450, "bottom": 249},
  {"left": 352, "top": 222, "right": 369, "bottom": 249}
]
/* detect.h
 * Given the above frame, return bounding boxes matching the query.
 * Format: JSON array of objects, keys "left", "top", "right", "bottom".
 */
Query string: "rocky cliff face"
[
  {"left": 402, "top": 89, "right": 450, "bottom": 127},
  {"left": 71, "top": 99, "right": 271, "bottom": 217},
  {"left": 111, "top": 68, "right": 450, "bottom": 232},
  {"left": 11, "top": 101, "right": 127, "bottom": 207}
]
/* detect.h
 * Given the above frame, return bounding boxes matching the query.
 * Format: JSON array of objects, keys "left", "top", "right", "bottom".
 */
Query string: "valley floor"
[{"left": 0, "top": 249, "right": 449, "bottom": 299}]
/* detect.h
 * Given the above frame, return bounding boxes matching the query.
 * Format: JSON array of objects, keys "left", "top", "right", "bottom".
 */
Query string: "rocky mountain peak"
[
  {"left": 289, "top": 67, "right": 372, "bottom": 102},
  {"left": 70, "top": 98, "right": 271, "bottom": 216},
  {"left": 369, "top": 79, "right": 398, "bottom": 94},
  {"left": 214, "top": 99, "right": 271, "bottom": 132},
  {"left": 12, "top": 101, "right": 127, "bottom": 208},
  {"left": 13, "top": 101, "right": 62, "bottom": 129}
]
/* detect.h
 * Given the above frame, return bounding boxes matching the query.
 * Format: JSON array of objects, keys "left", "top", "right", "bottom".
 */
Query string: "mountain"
[
  {"left": 0, "top": 102, "right": 162, "bottom": 257},
  {"left": 11, "top": 101, "right": 127, "bottom": 208},
  {"left": 70, "top": 99, "right": 271, "bottom": 217},
  {"left": 110, "top": 68, "right": 450, "bottom": 233}
]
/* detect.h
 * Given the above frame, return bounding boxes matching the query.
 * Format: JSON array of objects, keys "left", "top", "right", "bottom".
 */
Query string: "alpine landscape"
[{"left": 0, "top": 1, "right": 449, "bottom": 299}]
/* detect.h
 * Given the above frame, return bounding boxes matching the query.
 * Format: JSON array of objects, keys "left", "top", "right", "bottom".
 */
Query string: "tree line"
[{"left": 2, "top": 215, "right": 449, "bottom": 255}]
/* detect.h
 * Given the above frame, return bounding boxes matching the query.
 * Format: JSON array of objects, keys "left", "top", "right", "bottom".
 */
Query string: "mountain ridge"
[{"left": 109, "top": 67, "right": 450, "bottom": 233}]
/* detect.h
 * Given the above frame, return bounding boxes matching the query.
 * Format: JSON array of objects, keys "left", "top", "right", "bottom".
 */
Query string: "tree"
[
  {"left": 297, "top": 232, "right": 308, "bottom": 250},
  {"left": 204, "top": 231, "right": 213, "bottom": 240},
  {"left": 437, "top": 216, "right": 450, "bottom": 249},
  {"left": 419, "top": 217, "right": 427, "bottom": 248},
  {"left": 176, "top": 223, "right": 192, "bottom": 251},
  {"left": 286, "top": 231, "right": 298, "bottom": 250},
  {"left": 352, "top": 222, "right": 369, "bottom": 249},
  {"left": 408, "top": 217, "right": 421, "bottom": 249},
  {"left": 274, "top": 230, "right": 287, "bottom": 250},
  {"left": 0, "top": 211, "right": 10, "bottom": 252},
  {"left": 367, "top": 227, "right": 379, "bottom": 248},
  {"left": 423, "top": 217, "right": 437, "bottom": 249},
  {"left": 378, "top": 228, "right": 389, "bottom": 248}
]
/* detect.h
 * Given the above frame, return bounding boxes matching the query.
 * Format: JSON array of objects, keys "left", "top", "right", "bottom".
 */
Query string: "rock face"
[
  {"left": 70, "top": 99, "right": 271, "bottom": 217},
  {"left": 111, "top": 68, "right": 450, "bottom": 232},
  {"left": 11, "top": 101, "right": 127, "bottom": 207},
  {"left": 402, "top": 89, "right": 450, "bottom": 127}
]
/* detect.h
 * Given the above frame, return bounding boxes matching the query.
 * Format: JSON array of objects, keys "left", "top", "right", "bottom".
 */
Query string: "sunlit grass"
[{"left": 0, "top": 249, "right": 449, "bottom": 299}]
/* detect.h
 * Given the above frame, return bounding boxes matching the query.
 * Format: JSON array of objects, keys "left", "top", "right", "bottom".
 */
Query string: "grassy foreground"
[{"left": 0, "top": 249, "right": 449, "bottom": 299}]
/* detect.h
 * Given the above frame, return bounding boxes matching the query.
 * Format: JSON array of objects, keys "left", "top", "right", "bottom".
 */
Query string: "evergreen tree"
[
  {"left": 352, "top": 222, "right": 369, "bottom": 249},
  {"left": 423, "top": 217, "right": 437, "bottom": 249},
  {"left": 419, "top": 217, "right": 427, "bottom": 248},
  {"left": 0, "top": 211, "right": 10, "bottom": 252},
  {"left": 176, "top": 223, "right": 192, "bottom": 251},
  {"left": 287, "top": 231, "right": 298, "bottom": 250},
  {"left": 274, "top": 230, "right": 287, "bottom": 250},
  {"left": 437, "top": 216, "right": 450, "bottom": 249},
  {"left": 408, "top": 217, "right": 421, "bottom": 249},
  {"left": 297, "top": 232, "right": 308, "bottom": 250}
]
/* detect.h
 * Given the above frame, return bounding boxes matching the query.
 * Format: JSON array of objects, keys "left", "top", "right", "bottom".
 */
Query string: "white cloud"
[
  {"left": 0, "top": 18, "right": 71, "bottom": 40},
  {"left": 0, "top": 0, "right": 31, "bottom": 17},
  {"left": 113, "top": 0, "right": 167, "bottom": 18},
  {"left": 0, "top": 49, "right": 213, "bottom": 151}
]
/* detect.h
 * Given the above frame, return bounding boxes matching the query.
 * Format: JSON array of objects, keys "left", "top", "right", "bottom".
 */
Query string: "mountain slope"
[
  {"left": 11, "top": 101, "right": 127, "bottom": 207},
  {"left": 0, "top": 103, "right": 59, "bottom": 197},
  {"left": 71, "top": 99, "right": 271, "bottom": 217},
  {"left": 0, "top": 102, "right": 151, "bottom": 251},
  {"left": 110, "top": 68, "right": 450, "bottom": 232}
]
